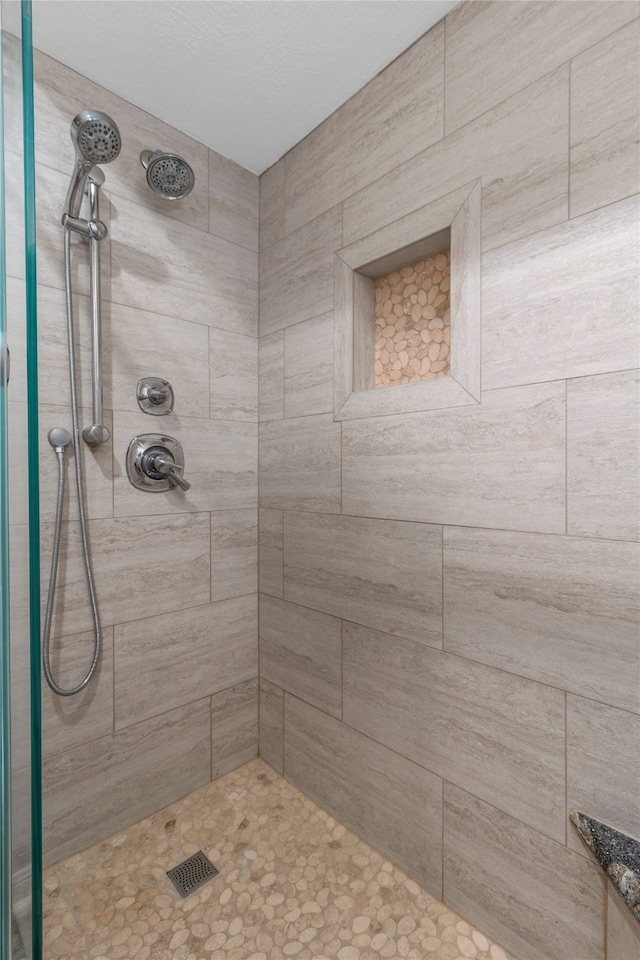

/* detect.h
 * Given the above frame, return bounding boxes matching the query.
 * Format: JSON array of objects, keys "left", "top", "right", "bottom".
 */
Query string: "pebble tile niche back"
[{"left": 374, "top": 250, "right": 451, "bottom": 388}]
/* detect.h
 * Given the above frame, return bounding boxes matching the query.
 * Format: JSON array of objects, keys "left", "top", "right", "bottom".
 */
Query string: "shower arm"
[{"left": 81, "top": 175, "right": 110, "bottom": 445}]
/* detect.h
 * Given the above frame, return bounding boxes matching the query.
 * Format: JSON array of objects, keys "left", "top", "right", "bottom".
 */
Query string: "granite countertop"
[{"left": 571, "top": 810, "right": 640, "bottom": 924}]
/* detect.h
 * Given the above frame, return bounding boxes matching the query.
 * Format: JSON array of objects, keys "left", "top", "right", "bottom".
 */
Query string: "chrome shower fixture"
[
  {"left": 63, "top": 109, "right": 121, "bottom": 220},
  {"left": 140, "top": 149, "right": 195, "bottom": 200}
]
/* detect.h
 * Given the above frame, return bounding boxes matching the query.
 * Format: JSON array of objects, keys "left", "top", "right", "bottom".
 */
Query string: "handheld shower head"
[
  {"left": 72, "top": 110, "right": 121, "bottom": 164},
  {"left": 140, "top": 150, "right": 195, "bottom": 200},
  {"left": 64, "top": 110, "right": 121, "bottom": 220}
]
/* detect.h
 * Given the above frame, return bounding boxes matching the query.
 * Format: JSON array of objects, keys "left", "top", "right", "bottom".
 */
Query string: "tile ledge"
[{"left": 570, "top": 810, "right": 640, "bottom": 925}]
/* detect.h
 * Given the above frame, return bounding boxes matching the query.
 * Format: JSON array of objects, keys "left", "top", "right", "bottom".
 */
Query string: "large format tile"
[
  {"left": 344, "top": 68, "right": 568, "bottom": 251},
  {"left": 284, "top": 313, "right": 334, "bottom": 418},
  {"left": 209, "top": 328, "right": 259, "bottom": 422},
  {"left": 40, "top": 512, "right": 211, "bottom": 639},
  {"left": 567, "top": 696, "right": 640, "bottom": 860},
  {"left": 285, "top": 512, "right": 442, "bottom": 647},
  {"left": 106, "top": 301, "right": 210, "bottom": 418},
  {"left": 33, "top": 49, "right": 210, "bottom": 233},
  {"left": 568, "top": 370, "right": 640, "bottom": 541},
  {"left": 570, "top": 19, "right": 640, "bottom": 217},
  {"left": 284, "top": 22, "right": 444, "bottom": 234},
  {"left": 43, "top": 699, "right": 211, "bottom": 866},
  {"left": 114, "top": 596, "right": 257, "bottom": 728},
  {"left": 259, "top": 678, "right": 284, "bottom": 774},
  {"left": 258, "top": 331, "right": 284, "bottom": 421},
  {"left": 42, "top": 627, "right": 114, "bottom": 760},
  {"left": 344, "top": 622, "right": 566, "bottom": 839},
  {"left": 111, "top": 195, "right": 257, "bottom": 337},
  {"left": 258, "top": 509, "right": 283, "bottom": 598},
  {"left": 209, "top": 149, "right": 259, "bottom": 251},
  {"left": 211, "top": 509, "right": 257, "bottom": 602},
  {"left": 608, "top": 882, "right": 640, "bottom": 960},
  {"left": 342, "top": 381, "right": 566, "bottom": 533},
  {"left": 259, "top": 415, "right": 341, "bottom": 513},
  {"left": 444, "top": 0, "right": 637, "bottom": 135},
  {"left": 443, "top": 528, "right": 640, "bottom": 713},
  {"left": 482, "top": 197, "right": 640, "bottom": 389},
  {"left": 36, "top": 282, "right": 93, "bottom": 412},
  {"left": 113, "top": 412, "right": 257, "bottom": 516},
  {"left": 443, "top": 784, "right": 606, "bottom": 960},
  {"left": 259, "top": 206, "right": 342, "bottom": 337},
  {"left": 259, "top": 595, "right": 342, "bottom": 718},
  {"left": 259, "top": 158, "right": 285, "bottom": 251},
  {"left": 285, "top": 696, "right": 443, "bottom": 896},
  {"left": 211, "top": 678, "right": 258, "bottom": 779}
]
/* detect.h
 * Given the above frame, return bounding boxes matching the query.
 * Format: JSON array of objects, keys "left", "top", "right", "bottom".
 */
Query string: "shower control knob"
[
  {"left": 141, "top": 449, "right": 191, "bottom": 491},
  {"left": 126, "top": 434, "right": 190, "bottom": 493}
]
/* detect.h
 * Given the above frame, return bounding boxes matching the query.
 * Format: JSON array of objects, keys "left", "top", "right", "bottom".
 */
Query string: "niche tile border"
[{"left": 334, "top": 180, "right": 481, "bottom": 420}]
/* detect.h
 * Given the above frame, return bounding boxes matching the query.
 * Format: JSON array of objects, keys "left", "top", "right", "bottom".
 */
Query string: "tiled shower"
[{"left": 10, "top": 2, "right": 640, "bottom": 958}]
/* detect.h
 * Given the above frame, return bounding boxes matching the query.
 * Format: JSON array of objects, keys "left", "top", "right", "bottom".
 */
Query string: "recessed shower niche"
[
  {"left": 374, "top": 247, "right": 451, "bottom": 388},
  {"left": 334, "top": 180, "right": 481, "bottom": 420}
]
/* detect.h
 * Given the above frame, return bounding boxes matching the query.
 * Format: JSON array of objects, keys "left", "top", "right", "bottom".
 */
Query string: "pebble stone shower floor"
[{"left": 43, "top": 758, "right": 515, "bottom": 960}]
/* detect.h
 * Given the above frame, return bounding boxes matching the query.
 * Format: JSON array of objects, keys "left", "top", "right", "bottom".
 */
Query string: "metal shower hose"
[{"left": 42, "top": 227, "right": 101, "bottom": 696}]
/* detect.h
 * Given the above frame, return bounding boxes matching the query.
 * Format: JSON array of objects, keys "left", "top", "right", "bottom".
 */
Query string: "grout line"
[
  {"left": 564, "top": 690, "right": 568, "bottom": 848},
  {"left": 565, "top": 379, "right": 569, "bottom": 536}
]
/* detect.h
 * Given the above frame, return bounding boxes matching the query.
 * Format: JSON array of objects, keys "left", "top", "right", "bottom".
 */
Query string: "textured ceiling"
[{"left": 27, "top": 0, "right": 458, "bottom": 174}]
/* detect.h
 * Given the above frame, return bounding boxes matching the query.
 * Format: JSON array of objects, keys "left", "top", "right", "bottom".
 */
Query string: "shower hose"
[{"left": 42, "top": 227, "right": 101, "bottom": 696}]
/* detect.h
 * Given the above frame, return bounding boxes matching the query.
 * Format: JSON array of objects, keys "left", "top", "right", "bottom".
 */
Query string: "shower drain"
[{"left": 166, "top": 850, "right": 219, "bottom": 898}]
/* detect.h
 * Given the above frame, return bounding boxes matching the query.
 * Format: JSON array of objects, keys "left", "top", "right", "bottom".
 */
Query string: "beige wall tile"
[
  {"left": 107, "top": 302, "right": 210, "bottom": 418},
  {"left": 211, "top": 679, "right": 258, "bottom": 779},
  {"left": 259, "top": 158, "right": 285, "bottom": 251},
  {"left": 259, "top": 595, "right": 342, "bottom": 718},
  {"left": 443, "top": 783, "right": 606, "bottom": 960},
  {"left": 567, "top": 696, "right": 640, "bottom": 859},
  {"left": 344, "top": 622, "right": 566, "bottom": 839},
  {"left": 114, "top": 596, "right": 257, "bottom": 728},
  {"left": 211, "top": 509, "right": 257, "bottom": 602},
  {"left": 284, "top": 512, "right": 442, "bottom": 648},
  {"left": 444, "top": 0, "right": 637, "bottom": 135},
  {"left": 34, "top": 50, "right": 210, "bottom": 232},
  {"left": 259, "top": 332, "right": 284, "bottom": 421},
  {"left": 259, "top": 206, "right": 342, "bottom": 337},
  {"left": 112, "top": 413, "right": 257, "bottom": 516},
  {"left": 607, "top": 883, "right": 640, "bottom": 960},
  {"left": 209, "top": 328, "right": 259, "bottom": 422},
  {"left": 284, "top": 313, "right": 334, "bottom": 418},
  {"left": 570, "top": 19, "right": 640, "bottom": 217},
  {"left": 285, "top": 696, "right": 444, "bottom": 896},
  {"left": 43, "top": 699, "right": 211, "bottom": 865},
  {"left": 40, "top": 513, "right": 211, "bottom": 639},
  {"left": 482, "top": 197, "right": 640, "bottom": 389},
  {"left": 42, "top": 627, "right": 114, "bottom": 760},
  {"left": 209, "top": 149, "right": 259, "bottom": 251},
  {"left": 258, "top": 510, "right": 284, "bottom": 598},
  {"left": 444, "top": 528, "right": 640, "bottom": 714},
  {"left": 344, "top": 68, "right": 568, "bottom": 252},
  {"left": 36, "top": 282, "right": 94, "bottom": 411},
  {"left": 342, "top": 382, "right": 566, "bottom": 533},
  {"left": 284, "top": 23, "right": 444, "bottom": 234},
  {"left": 111, "top": 195, "right": 257, "bottom": 337},
  {"left": 259, "top": 415, "right": 341, "bottom": 513},
  {"left": 259, "top": 678, "right": 284, "bottom": 774},
  {"left": 568, "top": 370, "right": 640, "bottom": 542}
]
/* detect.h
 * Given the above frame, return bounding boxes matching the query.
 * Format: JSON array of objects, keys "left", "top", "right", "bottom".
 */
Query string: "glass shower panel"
[{"left": 0, "top": 1, "right": 41, "bottom": 957}]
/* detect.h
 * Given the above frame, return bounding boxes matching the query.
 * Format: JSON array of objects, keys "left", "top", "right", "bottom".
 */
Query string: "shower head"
[
  {"left": 63, "top": 110, "right": 121, "bottom": 220},
  {"left": 71, "top": 110, "right": 121, "bottom": 164},
  {"left": 140, "top": 150, "right": 195, "bottom": 200}
]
